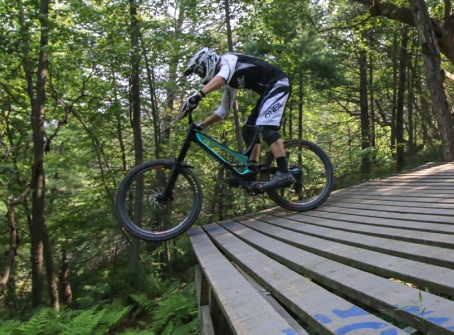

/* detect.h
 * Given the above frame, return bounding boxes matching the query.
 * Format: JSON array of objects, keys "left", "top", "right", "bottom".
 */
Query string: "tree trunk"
[
  {"left": 1, "top": 200, "right": 22, "bottom": 293},
  {"left": 298, "top": 73, "right": 303, "bottom": 139},
  {"left": 368, "top": 52, "right": 376, "bottom": 150},
  {"left": 396, "top": 26, "right": 409, "bottom": 172},
  {"left": 224, "top": 0, "right": 234, "bottom": 52},
  {"left": 19, "top": 0, "right": 59, "bottom": 309},
  {"left": 406, "top": 40, "right": 419, "bottom": 155},
  {"left": 223, "top": 0, "right": 245, "bottom": 154},
  {"left": 359, "top": 42, "right": 371, "bottom": 177},
  {"left": 409, "top": 0, "right": 454, "bottom": 161},
  {"left": 390, "top": 33, "right": 398, "bottom": 159},
  {"left": 59, "top": 251, "right": 72, "bottom": 306},
  {"left": 128, "top": 0, "right": 143, "bottom": 274},
  {"left": 43, "top": 226, "right": 59, "bottom": 310}
]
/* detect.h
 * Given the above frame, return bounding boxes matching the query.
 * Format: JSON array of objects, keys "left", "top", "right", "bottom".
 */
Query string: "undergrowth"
[{"left": 0, "top": 281, "right": 198, "bottom": 335}]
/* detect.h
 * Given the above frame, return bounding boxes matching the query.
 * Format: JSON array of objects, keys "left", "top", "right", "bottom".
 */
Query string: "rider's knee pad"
[
  {"left": 242, "top": 125, "right": 261, "bottom": 146},
  {"left": 258, "top": 125, "right": 281, "bottom": 146}
]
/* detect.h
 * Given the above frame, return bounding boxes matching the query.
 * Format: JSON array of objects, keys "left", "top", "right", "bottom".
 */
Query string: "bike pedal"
[
  {"left": 245, "top": 182, "right": 264, "bottom": 195},
  {"left": 251, "top": 182, "right": 264, "bottom": 191}
]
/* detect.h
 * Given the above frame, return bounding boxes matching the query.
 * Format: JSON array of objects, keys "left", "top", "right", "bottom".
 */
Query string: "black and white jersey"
[
  {"left": 218, "top": 53, "right": 287, "bottom": 93},
  {"left": 214, "top": 53, "right": 290, "bottom": 127}
]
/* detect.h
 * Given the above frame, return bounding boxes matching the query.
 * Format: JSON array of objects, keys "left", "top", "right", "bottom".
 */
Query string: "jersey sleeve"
[
  {"left": 214, "top": 85, "right": 237, "bottom": 119},
  {"left": 216, "top": 54, "right": 238, "bottom": 84}
]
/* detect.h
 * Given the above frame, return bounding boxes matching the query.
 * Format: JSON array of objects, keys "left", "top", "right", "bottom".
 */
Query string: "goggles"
[{"left": 194, "top": 66, "right": 205, "bottom": 78}]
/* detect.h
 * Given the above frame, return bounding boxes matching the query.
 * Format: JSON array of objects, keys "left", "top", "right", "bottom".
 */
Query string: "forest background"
[{"left": 1, "top": 0, "right": 454, "bottom": 334}]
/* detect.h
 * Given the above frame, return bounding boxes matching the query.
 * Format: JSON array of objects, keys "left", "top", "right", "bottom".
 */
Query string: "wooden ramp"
[{"left": 188, "top": 162, "right": 454, "bottom": 335}]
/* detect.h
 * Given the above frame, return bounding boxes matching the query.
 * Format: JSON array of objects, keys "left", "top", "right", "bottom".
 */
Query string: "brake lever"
[
  {"left": 181, "top": 105, "right": 195, "bottom": 124},
  {"left": 181, "top": 104, "right": 189, "bottom": 117}
]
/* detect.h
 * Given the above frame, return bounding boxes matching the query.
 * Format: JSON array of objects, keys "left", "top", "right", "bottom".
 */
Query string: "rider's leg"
[
  {"left": 249, "top": 144, "right": 261, "bottom": 163},
  {"left": 242, "top": 124, "right": 261, "bottom": 163},
  {"left": 258, "top": 127, "right": 295, "bottom": 189},
  {"left": 269, "top": 139, "right": 287, "bottom": 172},
  {"left": 223, "top": 125, "right": 260, "bottom": 187},
  {"left": 255, "top": 79, "right": 294, "bottom": 189}
]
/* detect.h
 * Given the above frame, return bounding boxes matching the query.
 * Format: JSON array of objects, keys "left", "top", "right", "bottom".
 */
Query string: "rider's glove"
[
  {"left": 184, "top": 93, "right": 202, "bottom": 110},
  {"left": 195, "top": 123, "right": 204, "bottom": 131}
]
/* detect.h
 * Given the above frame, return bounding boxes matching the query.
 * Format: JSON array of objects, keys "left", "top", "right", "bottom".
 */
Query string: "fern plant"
[
  {"left": 150, "top": 282, "right": 199, "bottom": 335},
  {"left": 0, "top": 301, "right": 133, "bottom": 335}
]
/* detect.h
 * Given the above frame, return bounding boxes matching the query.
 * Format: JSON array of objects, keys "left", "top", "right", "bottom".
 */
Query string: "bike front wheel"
[
  {"left": 115, "top": 159, "right": 203, "bottom": 242},
  {"left": 264, "top": 139, "right": 334, "bottom": 212}
]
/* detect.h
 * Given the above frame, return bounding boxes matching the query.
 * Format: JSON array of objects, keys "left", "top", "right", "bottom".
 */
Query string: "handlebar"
[{"left": 181, "top": 104, "right": 196, "bottom": 125}]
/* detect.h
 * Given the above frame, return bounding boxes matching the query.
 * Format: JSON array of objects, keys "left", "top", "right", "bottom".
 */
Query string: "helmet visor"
[{"left": 194, "top": 66, "right": 205, "bottom": 78}]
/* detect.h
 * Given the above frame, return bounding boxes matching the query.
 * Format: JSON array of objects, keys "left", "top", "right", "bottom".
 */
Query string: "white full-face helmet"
[{"left": 184, "top": 47, "right": 220, "bottom": 84}]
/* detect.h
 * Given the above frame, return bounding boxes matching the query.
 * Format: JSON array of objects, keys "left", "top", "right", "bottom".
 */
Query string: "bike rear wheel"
[
  {"left": 264, "top": 139, "right": 334, "bottom": 211},
  {"left": 115, "top": 159, "right": 203, "bottom": 241}
]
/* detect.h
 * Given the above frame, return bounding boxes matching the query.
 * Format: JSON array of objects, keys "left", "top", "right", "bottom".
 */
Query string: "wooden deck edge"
[
  {"left": 232, "top": 263, "right": 309, "bottom": 335},
  {"left": 188, "top": 227, "right": 305, "bottom": 335}
]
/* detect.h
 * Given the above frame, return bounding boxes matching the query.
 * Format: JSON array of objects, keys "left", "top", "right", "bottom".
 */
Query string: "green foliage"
[
  {"left": 0, "top": 302, "right": 132, "bottom": 335},
  {"left": 0, "top": 279, "right": 198, "bottom": 335},
  {"left": 149, "top": 283, "right": 198, "bottom": 335}
]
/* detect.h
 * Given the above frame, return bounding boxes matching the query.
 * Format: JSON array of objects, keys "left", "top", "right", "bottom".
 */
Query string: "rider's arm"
[
  {"left": 198, "top": 56, "right": 237, "bottom": 128},
  {"left": 196, "top": 76, "right": 226, "bottom": 129},
  {"left": 199, "top": 75, "right": 226, "bottom": 96},
  {"left": 198, "top": 75, "right": 225, "bottom": 128},
  {"left": 194, "top": 75, "right": 225, "bottom": 128},
  {"left": 200, "top": 113, "right": 222, "bottom": 128},
  {"left": 200, "top": 86, "right": 236, "bottom": 128}
]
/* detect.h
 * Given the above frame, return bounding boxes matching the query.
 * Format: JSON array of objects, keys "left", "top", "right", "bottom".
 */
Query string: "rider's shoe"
[{"left": 255, "top": 171, "right": 295, "bottom": 191}]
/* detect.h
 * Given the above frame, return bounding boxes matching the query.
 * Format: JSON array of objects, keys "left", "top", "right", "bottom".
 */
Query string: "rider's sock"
[{"left": 276, "top": 156, "right": 289, "bottom": 173}]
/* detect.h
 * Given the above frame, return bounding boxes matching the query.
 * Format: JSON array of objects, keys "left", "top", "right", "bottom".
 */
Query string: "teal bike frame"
[{"left": 159, "top": 111, "right": 260, "bottom": 201}]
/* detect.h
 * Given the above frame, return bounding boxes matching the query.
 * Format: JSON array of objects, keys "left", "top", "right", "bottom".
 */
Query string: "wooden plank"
[
  {"left": 333, "top": 186, "right": 454, "bottom": 196},
  {"left": 330, "top": 163, "right": 454, "bottom": 198},
  {"left": 216, "top": 220, "right": 454, "bottom": 335},
  {"left": 346, "top": 173, "right": 454, "bottom": 184},
  {"left": 204, "top": 223, "right": 410, "bottom": 335},
  {"left": 314, "top": 204, "right": 454, "bottom": 224},
  {"left": 246, "top": 214, "right": 454, "bottom": 269},
  {"left": 344, "top": 185, "right": 454, "bottom": 192},
  {"left": 299, "top": 208, "right": 454, "bottom": 234},
  {"left": 235, "top": 217, "right": 454, "bottom": 297},
  {"left": 269, "top": 211, "right": 454, "bottom": 248},
  {"left": 187, "top": 227, "right": 303, "bottom": 335},
  {"left": 352, "top": 181, "right": 454, "bottom": 188},
  {"left": 200, "top": 305, "right": 215, "bottom": 335},
  {"left": 334, "top": 190, "right": 454, "bottom": 206},
  {"left": 251, "top": 209, "right": 454, "bottom": 249},
  {"left": 232, "top": 264, "right": 309, "bottom": 335},
  {"left": 322, "top": 200, "right": 454, "bottom": 217},
  {"left": 362, "top": 162, "right": 453, "bottom": 178},
  {"left": 402, "top": 327, "right": 419, "bottom": 335},
  {"left": 327, "top": 196, "right": 454, "bottom": 209},
  {"left": 209, "top": 295, "right": 231, "bottom": 335},
  {"left": 195, "top": 265, "right": 210, "bottom": 306}
]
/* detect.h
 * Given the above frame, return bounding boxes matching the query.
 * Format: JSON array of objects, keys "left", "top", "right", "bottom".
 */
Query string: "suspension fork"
[{"left": 159, "top": 126, "right": 196, "bottom": 200}]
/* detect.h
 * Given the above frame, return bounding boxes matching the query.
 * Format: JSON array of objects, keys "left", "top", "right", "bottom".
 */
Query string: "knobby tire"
[
  {"left": 264, "top": 139, "right": 334, "bottom": 211},
  {"left": 115, "top": 159, "right": 203, "bottom": 241}
]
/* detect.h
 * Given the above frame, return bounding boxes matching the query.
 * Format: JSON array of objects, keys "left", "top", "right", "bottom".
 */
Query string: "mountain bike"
[{"left": 115, "top": 105, "right": 334, "bottom": 242}]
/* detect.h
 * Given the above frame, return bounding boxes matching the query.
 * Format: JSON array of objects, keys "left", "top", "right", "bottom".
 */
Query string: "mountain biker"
[{"left": 183, "top": 47, "right": 295, "bottom": 190}]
